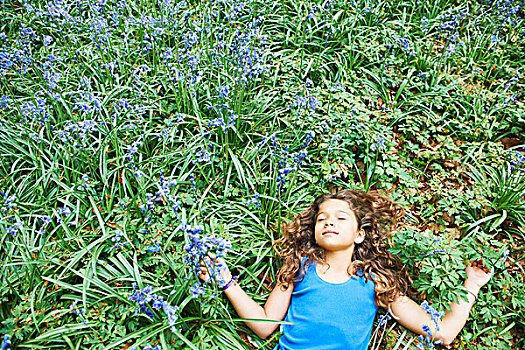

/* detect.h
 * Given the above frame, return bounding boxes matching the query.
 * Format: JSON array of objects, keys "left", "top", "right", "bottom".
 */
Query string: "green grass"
[{"left": 0, "top": 0, "right": 524, "bottom": 349}]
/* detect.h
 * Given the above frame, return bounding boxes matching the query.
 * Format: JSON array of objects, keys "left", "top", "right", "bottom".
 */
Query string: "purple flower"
[
  {"left": 126, "top": 140, "right": 142, "bottom": 159},
  {"left": 215, "top": 85, "right": 229, "bottom": 99},
  {"left": 303, "top": 131, "right": 315, "bottom": 147},
  {"left": 142, "top": 345, "right": 161, "bottom": 350},
  {"left": 152, "top": 295, "right": 164, "bottom": 310},
  {"left": 1, "top": 334, "right": 11, "bottom": 350},
  {"left": 0, "top": 96, "right": 10, "bottom": 109},
  {"left": 69, "top": 299, "right": 84, "bottom": 315},
  {"left": 422, "top": 325, "right": 432, "bottom": 337},
  {"left": 377, "top": 313, "right": 391, "bottom": 327},
  {"left": 58, "top": 206, "right": 71, "bottom": 216},
  {"left": 132, "top": 169, "right": 143, "bottom": 179},
  {"left": 182, "top": 224, "right": 231, "bottom": 296},
  {"left": 111, "top": 229, "right": 122, "bottom": 242},
  {"left": 421, "top": 17, "right": 429, "bottom": 33},
  {"left": 128, "top": 282, "right": 178, "bottom": 333},
  {"left": 4, "top": 195, "right": 15, "bottom": 208},
  {"left": 147, "top": 240, "right": 160, "bottom": 253},
  {"left": 39, "top": 215, "right": 52, "bottom": 225},
  {"left": 246, "top": 193, "right": 261, "bottom": 208},
  {"left": 190, "top": 283, "right": 205, "bottom": 299},
  {"left": 420, "top": 301, "right": 444, "bottom": 328},
  {"left": 129, "top": 284, "right": 157, "bottom": 318},
  {"left": 194, "top": 148, "right": 211, "bottom": 163},
  {"left": 163, "top": 301, "right": 179, "bottom": 332}
]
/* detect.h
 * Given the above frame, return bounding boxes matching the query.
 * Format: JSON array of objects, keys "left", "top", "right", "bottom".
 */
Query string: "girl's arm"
[
  {"left": 389, "top": 261, "right": 492, "bottom": 346},
  {"left": 199, "top": 257, "right": 293, "bottom": 339}
]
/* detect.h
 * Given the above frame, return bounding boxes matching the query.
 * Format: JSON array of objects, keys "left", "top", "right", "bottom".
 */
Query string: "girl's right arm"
[
  {"left": 199, "top": 257, "right": 293, "bottom": 339},
  {"left": 223, "top": 278, "right": 293, "bottom": 339}
]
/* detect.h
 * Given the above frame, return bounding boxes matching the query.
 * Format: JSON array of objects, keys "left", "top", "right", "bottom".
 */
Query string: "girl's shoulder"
[{"left": 295, "top": 256, "right": 317, "bottom": 281}]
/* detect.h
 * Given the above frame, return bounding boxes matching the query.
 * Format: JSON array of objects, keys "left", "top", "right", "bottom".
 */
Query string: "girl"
[{"left": 199, "top": 189, "right": 492, "bottom": 349}]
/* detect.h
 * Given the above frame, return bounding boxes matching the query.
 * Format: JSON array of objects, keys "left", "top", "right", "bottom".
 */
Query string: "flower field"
[{"left": 1, "top": 0, "right": 524, "bottom": 349}]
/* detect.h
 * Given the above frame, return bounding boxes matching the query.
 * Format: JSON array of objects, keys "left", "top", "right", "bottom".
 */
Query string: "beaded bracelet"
[{"left": 221, "top": 276, "right": 238, "bottom": 291}]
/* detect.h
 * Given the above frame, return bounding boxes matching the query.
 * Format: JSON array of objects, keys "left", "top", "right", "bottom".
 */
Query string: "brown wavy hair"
[{"left": 274, "top": 189, "right": 411, "bottom": 309}]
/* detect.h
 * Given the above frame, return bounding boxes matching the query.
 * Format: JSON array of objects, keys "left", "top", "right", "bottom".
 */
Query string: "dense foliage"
[{"left": 1, "top": 0, "right": 524, "bottom": 349}]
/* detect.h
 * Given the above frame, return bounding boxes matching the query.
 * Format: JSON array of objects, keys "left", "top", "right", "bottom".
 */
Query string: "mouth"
[{"left": 322, "top": 230, "right": 338, "bottom": 236}]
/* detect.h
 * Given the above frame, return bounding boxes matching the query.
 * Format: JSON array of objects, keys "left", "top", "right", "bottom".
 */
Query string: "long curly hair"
[{"left": 274, "top": 189, "right": 411, "bottom": 309}]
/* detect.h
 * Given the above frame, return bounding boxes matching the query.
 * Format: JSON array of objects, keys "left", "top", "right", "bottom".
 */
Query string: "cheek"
[
  {"left": 313, "top": 226, "right": 321, "bottom": 239},
  {"left": 313, "top": 225, "right": 322, "bottom": 239}
]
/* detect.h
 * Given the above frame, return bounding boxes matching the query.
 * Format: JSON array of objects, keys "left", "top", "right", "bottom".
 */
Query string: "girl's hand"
[
  {"left": 465, "top": 260, "right": 492, "bottom": 290},
  {"left": 198, "top": 255, "right": 232, "bottom": 285}
]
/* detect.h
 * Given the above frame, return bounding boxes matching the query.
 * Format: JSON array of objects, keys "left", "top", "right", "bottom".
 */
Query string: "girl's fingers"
[
  {"left": 198, "top": 267, "right": 209, "bottom": 281},
  {"left": 470, "top": 259, "right": 486, "bottom": 270},
  {"left": 202, "top": 254, "right": 220, "bottom": 264},
  {"left": 468, "top": 260, "right": 492, "bottom": 276}
]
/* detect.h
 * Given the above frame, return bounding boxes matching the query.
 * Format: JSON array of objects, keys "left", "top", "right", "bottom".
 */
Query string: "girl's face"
[{"left": 314, "top": 199, "right": 365, "bottom": 253}]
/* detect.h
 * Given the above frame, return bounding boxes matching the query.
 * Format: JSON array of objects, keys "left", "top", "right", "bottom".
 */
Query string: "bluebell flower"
[
  {"left": 194, "top": 148, "right": 211, "bottom": 163},
  {"left": 69, "top": 299, "right": 84, "bottom": 315},
  {"left": 129, "top": 284, "right": 167, "bottom": 319},
  {"left": 394, "top": 36, "right": 415, "bottom": 56},
  {"left": 147, "top": 240, "right": 160, "bottom": 253},
  {"left": 1, "top": 334, "right": 11, "bottom": 350},
  {"left": 509, "top": 147, "right": 525, "bottom": 172},
  {"left": 39, "top": 215, "right": 52, "bottom": 225},
  {"left": 421, "top": 17, "right": 429, "bottom": 33},
  {"left": 163, "top": 301, "right": 179, "bottom": 332},
  {"left": 112, "top": 229, "right": 122, "bottom": 242},
  {"left": 141, "top": 345, "right": 161, "bottom": 350},
  {"left": 371, "top": 138, "right": 385, "bottom": 152},
  {"left": 57, "top": 206, "right": 71, "bottom": 216},
  {"left": 420, "top": 301, "right": 444, "bottom": 329},
  {"left": 422, "top": 325, "right": 432, "bottom": 337},
  {"left": 4, "top": 195, "right": 16, "bottom": 209},
  {"left": 216, "top": 85, "right": 229, "bottom": 99},
  {"left": 0, "top": 96, "right": 10, "bottom": 110},
  {"left": 418, "top": 334, "right": 436, "bottom": 349},
  {"left": 246, "top": 193, "right": 261, "bottom": 208},
  {"left": 377, "top": 313, "right": 391, "bottom": 327},
  {"left": 135, "top": 170, "right": 145, "bottom": 180},
  {"left": 188, "top": 173, "right": 197, "bottom": 192},
  {"left": 152, "top": 295, "right": 164, "bottom": 310},
  {"left": 190, "top": 283, "right": 206, "bottom": 299},
  {"left": 303, "top": 131, "right": 315, "bottom": 147},
  {"left": 182, "top": 224, "right": 231, "bottom": 295}
]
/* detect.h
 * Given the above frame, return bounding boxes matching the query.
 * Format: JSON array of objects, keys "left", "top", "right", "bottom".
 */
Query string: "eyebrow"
[{"left": 317, "top": 210, "right": 352, "bottom": 216}]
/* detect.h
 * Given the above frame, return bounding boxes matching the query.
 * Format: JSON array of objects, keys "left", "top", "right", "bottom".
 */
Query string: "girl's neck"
[{"left": 322, "top": 249, "right": 354, "bottom": 273}]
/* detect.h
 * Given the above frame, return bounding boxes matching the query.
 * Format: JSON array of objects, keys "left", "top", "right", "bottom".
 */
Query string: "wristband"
[
  {"left": 221, "top": 276, "right": 238, "bottom": 291},
  {"left": 466, "top": 289, "right": 478, "bottom": 299}
]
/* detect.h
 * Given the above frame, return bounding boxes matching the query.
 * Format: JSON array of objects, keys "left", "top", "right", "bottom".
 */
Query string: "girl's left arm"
[{"left": 389, "top": 261, "right": 492, "bottom": 346}]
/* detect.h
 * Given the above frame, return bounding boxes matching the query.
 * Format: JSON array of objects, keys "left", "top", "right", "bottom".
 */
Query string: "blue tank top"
[{"left": 277, "top": 261, "right": 378, "bottom": 350}]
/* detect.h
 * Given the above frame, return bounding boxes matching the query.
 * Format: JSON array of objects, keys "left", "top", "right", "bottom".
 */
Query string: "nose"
[{"left": 324, "top": 220, "right": 334, "bottom": 227}]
